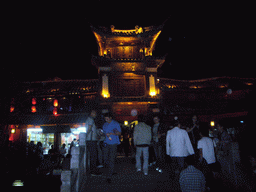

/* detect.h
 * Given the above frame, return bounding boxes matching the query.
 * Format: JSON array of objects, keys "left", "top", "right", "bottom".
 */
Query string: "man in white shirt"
[
  {"left": 85, "top": 110, "right": 101, "bottom": 176},
  {"left": 198, "top": 128, "right": 216, "bottom": 165},
  {"left": 197, "top": 127, "right": 216, "bottom": 190},
  {"left": 166, "top": 121, "right": 195, "bottom": 173}
]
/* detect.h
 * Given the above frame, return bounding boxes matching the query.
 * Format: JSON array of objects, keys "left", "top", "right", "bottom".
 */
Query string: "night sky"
[{"left": 3, "top": 1, "right": 254, "bottom": 83}]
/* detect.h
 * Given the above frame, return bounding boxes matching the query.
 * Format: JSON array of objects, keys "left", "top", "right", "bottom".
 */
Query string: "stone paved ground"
[
  {"left": 81, "top": 156, "right": 180, "bottom": 192},
  {"left": 81, "top": 156, "right": 255, "bottom": 192}
]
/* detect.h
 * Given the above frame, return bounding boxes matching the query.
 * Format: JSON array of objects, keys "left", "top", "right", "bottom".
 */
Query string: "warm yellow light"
[
  {"left": 124, "top": 121, "right": 128, "bottom": 126},
  {"left": 11, "top": 129, "right": 16, "bottom": 134},
  {"left": 102, "top": 93, "right": 110, "bottom": 98},
  {"left": 149, "top": 75, "right": 156, "bottom": 97},
  {"left": 150, "top": 91, "right": 156, "bottom": 96},
  {"left": 102, "top": 74, "right": 110, "bottom": 98},
  {"left": 210, "top": 121, "right": 215, "bottom": 127}
]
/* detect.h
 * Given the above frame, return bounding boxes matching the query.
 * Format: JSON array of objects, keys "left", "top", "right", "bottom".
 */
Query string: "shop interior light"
[
  {"left": 27, "top": 128, "right": 43, "bottom": 132},
  {"left": 77, "top": 127, "right": 86, "bottom": 133},
  {"left": 11, "top": 129, "right": 16, "bottom": 134},
  {"left": 12, "top": 180, "right": 24, "bottom": 186}
]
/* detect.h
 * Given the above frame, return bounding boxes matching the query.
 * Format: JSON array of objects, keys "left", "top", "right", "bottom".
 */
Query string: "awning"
[
  {"left": 7, "top": 113, "right": 88, "bottom": 125},
  {"left": 41, "top": 125, "right": 71, "bottom": 133}
]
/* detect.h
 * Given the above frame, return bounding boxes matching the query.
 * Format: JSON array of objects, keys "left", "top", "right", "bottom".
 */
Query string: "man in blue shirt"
[{"left": 101, "top": 112, "right": 121, "bottom": 183}]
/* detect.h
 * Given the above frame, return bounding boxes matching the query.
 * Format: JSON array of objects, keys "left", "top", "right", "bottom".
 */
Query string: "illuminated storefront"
[{"left": 26, "top": 126, "right": 86, "bottom": 154}]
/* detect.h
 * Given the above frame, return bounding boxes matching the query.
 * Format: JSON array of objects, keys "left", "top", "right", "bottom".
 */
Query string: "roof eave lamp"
[
  {"left": 102, "top": 74, "right": 110, "bottom": 98},
  {"left": 149, "top": 75, "right": 156, "bottom": 97}
]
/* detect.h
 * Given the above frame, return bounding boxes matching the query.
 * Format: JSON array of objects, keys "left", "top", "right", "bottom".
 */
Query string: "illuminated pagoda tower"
[{"left": 91, "top": 25, "right": 166, "bottom": 122}]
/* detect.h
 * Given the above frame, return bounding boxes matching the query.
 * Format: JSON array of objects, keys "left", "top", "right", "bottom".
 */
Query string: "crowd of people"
[
  {"left": 4, "top": 110, "right": 254, "bottom": 190},
  {"left": 83, "top": 110, "right": 236, "bottom": 190}
]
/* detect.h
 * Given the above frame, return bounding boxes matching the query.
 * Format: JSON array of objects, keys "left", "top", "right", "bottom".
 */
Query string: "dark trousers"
[
  {"left": 171, "top": 157, "right": 185, "bottom": 172},
  {"left": 153, "top": 142, "right": 165, "bottom": 169},
  {"left": 103, "top": 144, "right": 117, "bottom": 178},
  {"left": 87, "top": 141, "right": 98, "bottom": 173}
]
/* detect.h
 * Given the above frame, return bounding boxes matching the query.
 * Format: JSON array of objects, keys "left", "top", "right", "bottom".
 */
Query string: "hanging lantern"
[
  {"left": 53, "top": 107, "right": 58, "bottom": 116},
  {"left": 32, "top": 98, "right": 37, "bottom": 105},
  {"left": 31, "top": 106, "right": 37, "bottom": 113},
  {"left": 53, "top": 99, "right": 58, "bottom": 107},
  {"left": 10, "top": 106, "right": 15, "bottom": 113}
]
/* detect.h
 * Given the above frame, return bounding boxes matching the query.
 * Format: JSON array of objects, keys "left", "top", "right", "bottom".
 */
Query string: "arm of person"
[
  {"left": 87, "top": 125, "right": 92, "bottom": 134},
  {"left": 185, "top": 131, "right": 195, "bottom": 155},
  {"left": 107, "top": 123, "right": 121, "bottom": 137},
  {"left": 186, "top": 124, "right": 196, "bottom": 132},
  {"left": 166, "top": 131, "right": 170, "bottom": 155},
  {"left": 199, "top": 148, "right": 203, "bottom": 161}
]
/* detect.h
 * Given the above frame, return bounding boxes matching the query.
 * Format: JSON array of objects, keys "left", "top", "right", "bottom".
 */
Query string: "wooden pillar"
[{"left": 54, "top": 132, "right": 61, "bottom": 152}]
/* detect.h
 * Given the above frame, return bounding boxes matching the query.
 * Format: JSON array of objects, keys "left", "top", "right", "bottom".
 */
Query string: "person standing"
[
  {"left": 186, "top": 115, "right": 200, "bottom": 150},
  {"left": 216, "top": 123, "right": 232, "bottom": 154},
  {"left": 102, "top": 112, "right": 121, "bottom": 183},
  {"left": 152, "top": 115, "right": 168, "bottom": 173},
  {"left": 166, "top": 121, "right": 195, "bottom": 173},
  {"left": 198, "top": 127, "right": 217, "bottom": 190},
  {"left": 133, "top": 115, "right": 152, "bottom": 175},
  {"left": 179, "top": 155, "right": 206, "bottom": 192},
  {"left": 85, "top": 109, "right": 101, "bottom": 176}
]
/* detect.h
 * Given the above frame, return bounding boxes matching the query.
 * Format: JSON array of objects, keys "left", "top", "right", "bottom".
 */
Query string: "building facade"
[{"left": 5, "top": 25, "right": 255, "bottom": 152}]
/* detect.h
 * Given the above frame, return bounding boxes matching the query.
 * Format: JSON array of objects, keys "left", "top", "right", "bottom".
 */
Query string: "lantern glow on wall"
[
  {"left": 53, "top": 108, "right": 58, "bottom": 116},
  {"left": 31, "top": 106, "right": 37, "bottom": 113},
  {"left": 32, "top": 98, "right": 37, "bottom": 105},
  {"left": 10, "top": 106, "right": 15, "bottom": 113},
  {"left": 53, "top": 99, "right": 58, "bottom": 107}
]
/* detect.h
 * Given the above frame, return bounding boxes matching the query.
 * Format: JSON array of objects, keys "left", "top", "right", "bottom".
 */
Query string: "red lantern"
[
  {"left": 31, "top": 106, "right": 37, "bottom": 113},
  {"left": 10, "top": 106, "right": 15, "bottom": 113},
  {"left": 53, "top": 107, "right": 58, "bottom": 116},
  {"left": 32, "top": 98, "right": 37, "bottom": 105},
  {"left": 53, "top": 99, "right": 58, "bottom": 107}
]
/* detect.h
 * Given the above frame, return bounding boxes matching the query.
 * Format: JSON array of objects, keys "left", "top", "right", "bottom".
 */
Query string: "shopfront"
[{"left": 26, "top": 124, "right": 86, "bottom": 155}]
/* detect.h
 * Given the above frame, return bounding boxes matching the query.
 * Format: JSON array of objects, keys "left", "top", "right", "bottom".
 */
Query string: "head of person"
[
  {"left": 185, "top": 155, "right": 196, "bottom": 167},
  {"left": 192, "top": 115, "right": 198, "bottom": 123},
  {"left": 199, "top": 126, "right": 209, "bottom": 137},
  {"left": 173, "top": 120, "right": 180, "bottom": 128},
  {"left": 137, "top": 114, "right": 145, "bottom": 123},
  {"left": 216, "top": 122, "right": 224, "bottom": 133},
  {"left": 90, "top": 110, "right": 97, "bottom": 118},
  {"left": 37, "top": 142, "right": 42, "bottom": 147},
  {"left": 153, "top": 115, "right": 160, "bottom": 124},
  {"left": 104, "top": 112, "right": 113, "bottom": 123}
]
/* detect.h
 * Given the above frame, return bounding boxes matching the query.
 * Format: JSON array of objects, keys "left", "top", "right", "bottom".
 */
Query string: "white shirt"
[
  {"left": 85, "top": 116, "right": 97, "bottom": 141},
  {"left": 197, "top": 137, "right": 216, "bottom": 164},
  {"left": 166, "top": 127, "right": 195, "bottom": 157}
]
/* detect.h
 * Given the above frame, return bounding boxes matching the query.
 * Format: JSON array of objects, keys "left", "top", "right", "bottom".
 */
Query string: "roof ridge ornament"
[{"left": 110, "top": 25, "right": 143, "bottom": 34}]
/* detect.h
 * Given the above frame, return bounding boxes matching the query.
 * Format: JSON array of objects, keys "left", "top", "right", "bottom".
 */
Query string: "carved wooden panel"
[
  {"left": 110, "top": 74, "right": 145, "bottom": 97},
  {"left": 112, "top": 62, "right": 145, "bottom": 72},
  {"left": 111, "top": 46, "right": 143, "bottom": 59}
]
